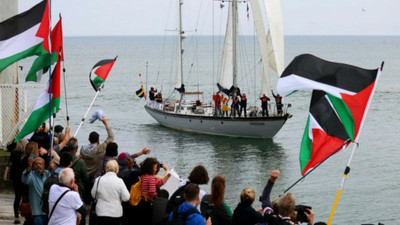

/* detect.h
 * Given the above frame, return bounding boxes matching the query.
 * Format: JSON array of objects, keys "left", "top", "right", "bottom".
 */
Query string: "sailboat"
[{"left": 144, "top": 0, "right": 291, "bottom": 138}]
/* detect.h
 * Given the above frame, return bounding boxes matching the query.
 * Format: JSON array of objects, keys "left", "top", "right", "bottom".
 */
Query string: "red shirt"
[{"left": 141, "top": 174, "right": 163, "bottom": 201}]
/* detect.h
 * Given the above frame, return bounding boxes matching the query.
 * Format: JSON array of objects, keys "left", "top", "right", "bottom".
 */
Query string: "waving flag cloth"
[
  {"left": 73, "top": 56, "right": 117, "bottom": 137},
  {"left": 26, "top": 15, "right": 64, "bottom": 82},
  {"left": 277, "top": 54, "right": 380, "bottom": 175},
  {"left": 136, "top": 86, "right": 145, "bottom": 98},
  {"left": 15, "top": 53, "right": 61, "bottom": 142},
  {"left": 89, "top": 57, "right": 117, "bottom": 91},
  {"left": 0, "top": 0, "right": 50, "bottom": 73}
]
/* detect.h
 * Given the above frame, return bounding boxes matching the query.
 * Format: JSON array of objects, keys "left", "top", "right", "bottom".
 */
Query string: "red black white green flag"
[
  {"left": 0, "top": 0, "right": 50, "bottom": 73},
  {"left": 89, "top": 57, "right": 117, "bottom": 91},
  {"left": 15, "top": 52, "right": 61, "bottom": 142},
  {"left": 26, "top": 15, "right": 64, "bottom": 82},
  {"left": 277, "top": 54, "right": 381, "bottom": 175}
]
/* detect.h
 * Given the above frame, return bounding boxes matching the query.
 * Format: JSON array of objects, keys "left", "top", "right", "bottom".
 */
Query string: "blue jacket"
[
  {"left": 169, "top": 202, "right": 205, "bottom": 225},
  {"left": 21, "top": 169, "right": 50, "bottom": 216}
]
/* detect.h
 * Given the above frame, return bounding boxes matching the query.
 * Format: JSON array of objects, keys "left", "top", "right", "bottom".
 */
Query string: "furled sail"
[
  {"left": 217, "top": 1, "right": 236, "bottom": 95},
  {"left": 249, "top": 0, "right": 271, "bottom": 96},
  {"left": 264, "top": 0, "right": 284, "bottom": 76}
]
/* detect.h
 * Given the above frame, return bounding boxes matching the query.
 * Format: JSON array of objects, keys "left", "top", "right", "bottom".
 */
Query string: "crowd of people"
[
  {"left": 212, "top": 90, "right": 283, "bottom": 118},
  {"left": 7, "top": 115, "right": 324, "bottom": 225}
]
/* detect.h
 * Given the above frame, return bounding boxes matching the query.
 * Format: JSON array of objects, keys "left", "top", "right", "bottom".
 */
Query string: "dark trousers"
[
  {"left": 136, "top": 200, "right": 153, "bottom": 225},
  {"left": 262, "top": 106, "right": 268, "bottom": 117},
  {"left": 12, "top": 180, "right": 24, "bottom": 218},
  {"left": 231, "top": 106, "right": 240, "bottom": 117},
  {"left": 97, "top": 216, "right": 121, "bottom": 225},
  {"left": 277, "top": 104, "right": 283, "bottom": 114}
]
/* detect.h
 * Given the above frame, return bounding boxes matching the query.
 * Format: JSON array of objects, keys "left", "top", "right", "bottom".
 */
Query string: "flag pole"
[
  {"left": 327, "top": 66, "right": 382, "bottom": 225},
  {"left": 73, "top": 83, "right": 104, "bottom": 137},
  {"left": 145, "top": 62, "right": 148, "bottom": 100},
  {"left": 59, "top": 14, "right": 70, "bottom": 126},
  {"left": 277, "top": 139, "right": 350, "bottom": 199},
  {"left": 47, "top": 0, "right": 53, "bottom": 159},
  {"left": 139, "top": 72, "right": 145, "bottom": 98},
  {"left": 62, "top": 58, "right": 69, "bottom": 125}
]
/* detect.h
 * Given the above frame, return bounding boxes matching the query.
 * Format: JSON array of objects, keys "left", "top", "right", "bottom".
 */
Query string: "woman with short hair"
[
  {"left": 91, "top": 160, "right": 129, "bottom": 225},
  {"left": 232, "top": 187, "right": 264, "bottom": 225}
]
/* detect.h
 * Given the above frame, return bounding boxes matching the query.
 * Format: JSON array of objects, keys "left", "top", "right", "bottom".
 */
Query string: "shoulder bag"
[
  {"left": 48, "top": 189, "right": 70, "bottom": 220},
  {"left": 89, "top": 176, "right": 101, "bottom": 224}
]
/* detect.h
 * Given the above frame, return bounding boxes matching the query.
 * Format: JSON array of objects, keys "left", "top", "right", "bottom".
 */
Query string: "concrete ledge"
[{"left": 0, "top": 193, "right": 15, "bottom": 221}]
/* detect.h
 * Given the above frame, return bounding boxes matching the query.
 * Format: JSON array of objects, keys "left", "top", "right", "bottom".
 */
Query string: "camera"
[
  {"left": 295, "top": 205, "right": 312, "bottom": 223},
  {"left": 159, "top": 163, "right": 163, "bottom": 167}
]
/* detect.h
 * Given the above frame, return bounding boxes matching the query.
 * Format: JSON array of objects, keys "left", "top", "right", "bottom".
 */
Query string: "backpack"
[
  {"left": 129, "top": 177, "right": 142, "bottom": 206},
  {"left": 166, "top": 182, "right": 190, "bottom": 213},
  {"left": 200, "top": 194, "right": 214, "bottom": 222},
  {"left": 168, "top": 208, "right": 198, "bottom": 225},
  {"left": 42, "top": 171, "right": 59, "bottom": 214}
]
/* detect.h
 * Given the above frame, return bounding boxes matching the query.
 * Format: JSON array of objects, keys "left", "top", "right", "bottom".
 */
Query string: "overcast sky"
[{"left": 18, "top": 0, "right": 400, "bottom": 36}]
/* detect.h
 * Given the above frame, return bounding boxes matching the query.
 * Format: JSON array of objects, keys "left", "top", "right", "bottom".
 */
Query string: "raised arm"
[{"left": 260, "top": 170, "right": 280, "bottom": 210}]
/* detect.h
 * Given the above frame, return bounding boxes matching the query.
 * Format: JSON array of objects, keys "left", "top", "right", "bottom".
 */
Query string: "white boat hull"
[{"left": 144, "top": 104, "right": 289, "bottom": 138}]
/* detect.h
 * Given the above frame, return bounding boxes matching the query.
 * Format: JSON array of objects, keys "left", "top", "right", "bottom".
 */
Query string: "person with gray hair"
[
  {"left": 91, "top": 160, "right": 130, "bottom": 225},
  {"left": 64, "top": 137, "right": 88, "bottom": 198},
  {"left": 48, "top": 168, "right": 86, "bottom": 225},
  {"left": 22, "top": 157, "right": 50, "bottom": 225}
]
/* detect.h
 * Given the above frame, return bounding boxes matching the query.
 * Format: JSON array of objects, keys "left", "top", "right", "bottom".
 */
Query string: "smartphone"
[{"left": 29, "top": 154, "right": 34, "bottom": 159}]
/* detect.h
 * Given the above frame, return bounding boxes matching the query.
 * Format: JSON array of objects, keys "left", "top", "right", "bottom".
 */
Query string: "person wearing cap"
[
  {"left": 117, "top": 148, "right": 151, "bottom": 189},
  {"left": 117, "top": 149, "right": 150, "bottom": 225},
  {"left": 80, "top": 115, "right": 114, "bottom": 178}
]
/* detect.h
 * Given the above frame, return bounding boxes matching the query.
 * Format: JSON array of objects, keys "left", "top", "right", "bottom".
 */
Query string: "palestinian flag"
[
  {"left": 136, "top": 86, "right": 145, "bottom": 98},
  {"left": 26, "top": 16, "right": 64, "bottom": 82},
  {"left": 0, "top": 0, "right": 50, "bottom": 73},
  {"left": 15, "top": 52, "right": 61, "bottom": 142},
  {"left": 89, "top": 57, "right": 117, "bottom": 91},
  {"left": 277, "top": 54, "right": 381, "bottom": 175}
]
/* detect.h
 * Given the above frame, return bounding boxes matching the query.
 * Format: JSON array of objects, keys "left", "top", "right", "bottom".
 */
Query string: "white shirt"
[
  {"left": 48, "top": 185, "right": 83, "bottom": 225},
  {"left": 91, "top": 172, "right": 130, "bottom": 217}
]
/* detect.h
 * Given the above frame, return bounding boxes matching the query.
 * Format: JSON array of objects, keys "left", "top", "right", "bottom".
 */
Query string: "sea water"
[{"left": 19, "top": 35, "right": 400, "bottom": 224}]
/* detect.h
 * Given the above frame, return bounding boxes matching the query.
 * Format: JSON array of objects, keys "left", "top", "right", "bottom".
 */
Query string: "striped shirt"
[{"left": 141, "top": 174, "right": 163, "bottom": 201}]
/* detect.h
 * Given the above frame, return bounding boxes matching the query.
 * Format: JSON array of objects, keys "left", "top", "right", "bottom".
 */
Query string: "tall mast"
[
  {"left": 177, "top": 0, "right": 184, "bottom": 89},
  {"left": 232, "top": 0, "right": 238, "bottom": 88}
]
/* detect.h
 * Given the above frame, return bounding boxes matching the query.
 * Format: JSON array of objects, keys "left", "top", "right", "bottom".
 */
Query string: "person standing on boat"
[
  {"left": 271, "top": 90, "right": 283, "bottom": 115},
  {"left": 149, "top": 87, "right": 157, "bottom": 101},
  {"left": 239, "top": 93, "right": 247, "bottom": 117},
  {"left": 213, "top": 92, "right": 223, "bottom": 116},
  {"left": 155, "top": 93, "right": 163, "bottom": 103},
  {"left": 260, "top": 94, "right": 270, "bottom": 117},
  {"left": 231, "top": 94, "right": 240, "bottom": 117},
  {"left": 222, "top": 96, "right": 230, "bottom": 117}
]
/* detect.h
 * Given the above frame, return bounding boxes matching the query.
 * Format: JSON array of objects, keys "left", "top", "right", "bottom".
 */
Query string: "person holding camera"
[
  {"left": 260, "top": 170, "right": 314, "bottom": 225},
  {"left": 137, "top": 157, "right": 171, "bottom": 225}
]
